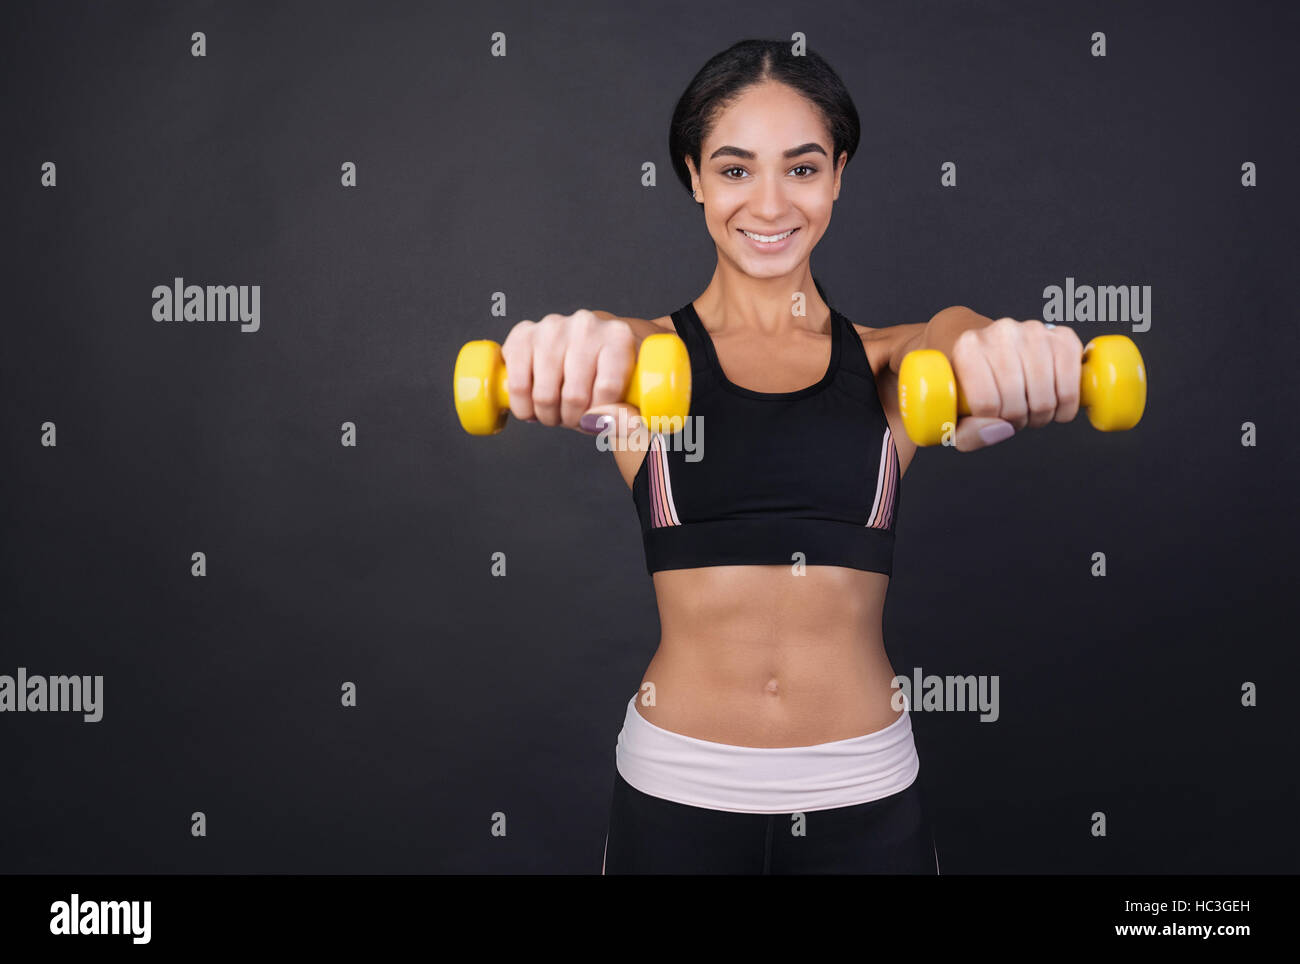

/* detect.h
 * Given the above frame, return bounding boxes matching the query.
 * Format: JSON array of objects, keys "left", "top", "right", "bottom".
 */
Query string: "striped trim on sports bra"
[
  {"left": 647, "top": 426, "right": 898, "bottom": 532},
  {"left": 646, "top": 432, "right": 681, "bottom": 527},
  {"left": 866, "top": 426, "right": 899, "bottom": 530}
]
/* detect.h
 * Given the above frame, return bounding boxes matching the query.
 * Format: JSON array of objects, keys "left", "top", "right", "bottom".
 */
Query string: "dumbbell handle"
[
  {"left": 898, "top": 334, "right": 1147, "bottom": 446},
  {"left": 454, "top": 332, "right": 691, "bottom": 435}
]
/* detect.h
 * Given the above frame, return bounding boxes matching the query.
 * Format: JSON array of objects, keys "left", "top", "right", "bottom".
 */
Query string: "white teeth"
[{"left": 742, "top": 228, "right": 795, "bottom": 243}]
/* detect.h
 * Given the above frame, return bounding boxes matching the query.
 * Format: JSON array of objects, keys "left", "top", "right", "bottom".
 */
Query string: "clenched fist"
[
  {"left": 950, "top": 317, "right": 1084, "bottom": 451},
  {"left": 500, "top": 309, "right": 641, "bottom": 432}
]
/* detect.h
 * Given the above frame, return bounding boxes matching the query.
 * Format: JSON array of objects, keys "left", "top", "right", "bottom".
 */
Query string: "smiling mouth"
[{"left": 739, "top": 227, "right": 798, "bottom": 243}]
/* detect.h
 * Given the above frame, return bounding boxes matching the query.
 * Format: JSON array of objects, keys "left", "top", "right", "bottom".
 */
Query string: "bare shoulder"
[
  {"left": 591, "top": 309, "right": 674, "bottom": 341},
  {"left": 850, "top": 319, "right": 928, "bottom": 378},
  {"left": 849, "top": 318, "right": 923, "bottom": 479}
]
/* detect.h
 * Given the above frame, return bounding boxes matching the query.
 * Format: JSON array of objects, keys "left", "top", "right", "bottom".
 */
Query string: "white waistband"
[{"left": 614, "top": 695, "right": 920, "bottom": 814}]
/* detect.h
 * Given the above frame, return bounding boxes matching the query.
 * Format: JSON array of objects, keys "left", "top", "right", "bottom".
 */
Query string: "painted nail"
[
  {"left": 579, "top": 413, "right": 612, "bottom": 434},
  {"left": 978, "top": 422, "right": 1015, "bottom": 446}
]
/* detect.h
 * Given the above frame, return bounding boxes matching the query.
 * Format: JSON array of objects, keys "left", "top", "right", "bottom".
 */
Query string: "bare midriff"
[{"left": 635, "top": 564, "right": 903, "bottom": 747}]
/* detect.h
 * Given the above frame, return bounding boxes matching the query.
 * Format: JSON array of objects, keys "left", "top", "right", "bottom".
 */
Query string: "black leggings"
[{"left": 603, "top": 770, "right": 939, "bottom": 874}]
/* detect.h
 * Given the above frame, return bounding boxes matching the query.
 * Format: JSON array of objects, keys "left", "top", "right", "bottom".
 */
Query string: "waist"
[
  {"left": 614, "top": 694, "right": 920, "bottom": 813},
  {"left": 651, "top": 562, "right": 887, "bottom": 634}
]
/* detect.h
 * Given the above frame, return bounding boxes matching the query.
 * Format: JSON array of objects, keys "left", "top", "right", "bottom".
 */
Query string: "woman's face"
[{"left": 687, "top": 81, "right": 847, "bottom": 283}]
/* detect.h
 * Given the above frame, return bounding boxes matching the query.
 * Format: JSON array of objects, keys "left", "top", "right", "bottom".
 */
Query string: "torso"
[{"left": 611, "top": 306, "right": 918, "bottom": 748}]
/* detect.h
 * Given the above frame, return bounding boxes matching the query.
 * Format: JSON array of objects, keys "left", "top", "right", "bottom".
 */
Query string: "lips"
[
  {"left": 740, "top": 228, "right": 797, "bottom": 242},
  {"left": 737, "top": 226, "right": 800, "bottom": 252}
]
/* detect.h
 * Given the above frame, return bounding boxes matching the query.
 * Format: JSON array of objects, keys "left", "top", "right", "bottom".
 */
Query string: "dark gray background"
[{"left": 3, "top": 0, "right": 1296, "bottom": 873}]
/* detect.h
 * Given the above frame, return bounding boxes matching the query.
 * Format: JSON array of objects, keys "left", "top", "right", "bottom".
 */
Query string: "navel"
[{"left": 764, "top": 678, "right": 780, "bottom": 696}]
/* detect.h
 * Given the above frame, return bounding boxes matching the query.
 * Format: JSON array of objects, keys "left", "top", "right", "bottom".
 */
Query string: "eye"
[{"left": 720, "top": 164, "right": 818, "bottom": 180}]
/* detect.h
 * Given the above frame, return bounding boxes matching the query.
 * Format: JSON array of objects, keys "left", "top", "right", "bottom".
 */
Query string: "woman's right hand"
[{"left": 500, "top": 309, "right": 643, "bottom": 434}]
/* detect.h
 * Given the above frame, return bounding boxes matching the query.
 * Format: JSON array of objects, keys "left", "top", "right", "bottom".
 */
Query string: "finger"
[
  {"left": 501, "top": 320, "right": 537, "bottom": 422},
  {"left": 954, "top": 320, "right": 1024, "bottom": 428},
  {"left": 1020, "top": 320, "right": 1058, "bottom": 429},
  {"left": 985, "top": 319, "right": 1028, "bottom": 430},
  {"left": 558, "top": 312, "right": 608, "bottom": 429},
  {"left": 949, "top": 327, "right": 1001, "bottom": 422},
  {"left": 1048, "top": 325, "right": 1083, "bottom": 423},
  {"left": 953, "top": 415, "right": 1016, "bottom": 452},
  {"left": 578, "top": 402, "right": 647, "bottom": 448},
  {"left": 590, "top": 328, "right": 637, "bottom": 408},
  {"left": 560, "top": 339, "right": 600, "bottom": 429},
  {"left": 530, "top": 316, "right": 566, "bottom": 427}
]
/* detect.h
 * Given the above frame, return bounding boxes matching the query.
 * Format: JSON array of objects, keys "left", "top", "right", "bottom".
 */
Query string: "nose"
[{"left": 751, "top": 171, "right": 789, "bottom": 223}]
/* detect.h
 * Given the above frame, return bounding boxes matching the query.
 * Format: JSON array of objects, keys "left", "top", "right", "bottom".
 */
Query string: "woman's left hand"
[{"left": 950, "top": 317, "right": 1084, "bottom": 451}]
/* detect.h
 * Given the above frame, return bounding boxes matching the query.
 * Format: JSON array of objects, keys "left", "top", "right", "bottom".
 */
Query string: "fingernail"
[
  {"left": 978, "top": 422, "right": 1015, "bottom": 446},
  {"left": 579, "top": 413, "right": 612, "bottom": 434}
]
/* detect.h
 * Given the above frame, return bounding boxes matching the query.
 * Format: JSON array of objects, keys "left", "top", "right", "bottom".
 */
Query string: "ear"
[
  {"left": 684, "top": 156, "right": 701, "bottom": 197},
  {"left": 832, "top": 150, "right": 847, "bottom": 200}
]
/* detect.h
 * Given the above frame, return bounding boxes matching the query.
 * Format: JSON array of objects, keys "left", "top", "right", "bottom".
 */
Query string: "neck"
[{"left": 695, "top": 261, "right": 831, "bottom": 334}]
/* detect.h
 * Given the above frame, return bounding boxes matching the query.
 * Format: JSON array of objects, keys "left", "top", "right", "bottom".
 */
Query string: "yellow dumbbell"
[
  {"left": 454, "top": 333, "right": 692, "bottom": 435},
  {"left": 898, "top": 334, "right": 1147, "bottom": 446}
]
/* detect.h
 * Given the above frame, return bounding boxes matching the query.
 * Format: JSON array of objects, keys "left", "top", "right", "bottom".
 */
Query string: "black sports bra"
[{"left": 631, "top": 300, "right": 900, "bottom": 574}]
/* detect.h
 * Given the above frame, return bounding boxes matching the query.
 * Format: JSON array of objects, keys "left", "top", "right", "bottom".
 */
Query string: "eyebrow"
[{"left": 707, "top": 142, "right": 828, "bottom": 161}]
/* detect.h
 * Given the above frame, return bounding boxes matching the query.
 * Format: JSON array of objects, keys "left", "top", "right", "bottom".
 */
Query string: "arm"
[
  {"left": 884, "top": 305, "right": 996, "bottom": 374},
  {"left": 874, "top": 306, "right": 1083, "bottom": 452},
  {"left": 860, "top": 306, "right": 1000, "bottom": 474},
  {"left": 590, "top": 309, "right": 673, "bottom": 343}
]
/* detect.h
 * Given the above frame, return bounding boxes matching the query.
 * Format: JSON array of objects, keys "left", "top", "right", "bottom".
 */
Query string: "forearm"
[{"left": 888, "top": 305, "right": 996, "bottom": 374}]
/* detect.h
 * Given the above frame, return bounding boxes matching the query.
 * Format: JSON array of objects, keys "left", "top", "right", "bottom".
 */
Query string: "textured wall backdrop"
[{"left": 3, "top": 0, "right": 1297, "bottom": 874}]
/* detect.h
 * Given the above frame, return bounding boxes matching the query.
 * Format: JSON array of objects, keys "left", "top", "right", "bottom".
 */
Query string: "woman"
[{"left": 500, "top": 39, "right": 1083, "bottom": 873}]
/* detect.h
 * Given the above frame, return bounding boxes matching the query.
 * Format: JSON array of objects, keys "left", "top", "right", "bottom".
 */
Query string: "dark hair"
[{"left": 668, "top": 39, "right": 860, "bottom": 312}]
